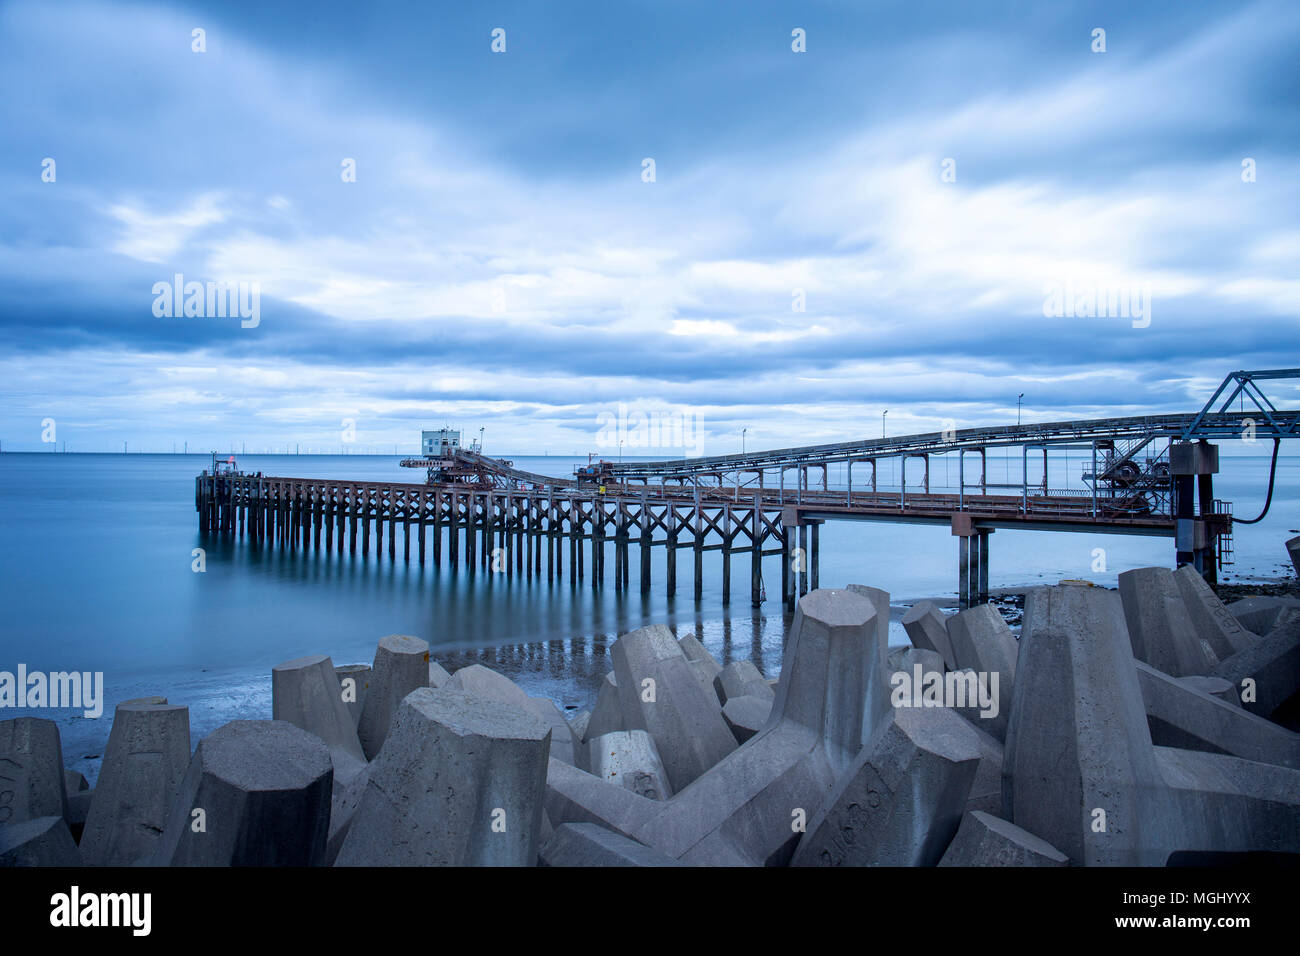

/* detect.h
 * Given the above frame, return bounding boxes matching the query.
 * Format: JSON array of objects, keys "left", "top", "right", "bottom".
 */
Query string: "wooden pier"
[
  {"left": 195, "top": 370, "right": 1300, "bottom": 608},
  {"left": 196, "top": 472, "right": 1171, "bottom": 609}
]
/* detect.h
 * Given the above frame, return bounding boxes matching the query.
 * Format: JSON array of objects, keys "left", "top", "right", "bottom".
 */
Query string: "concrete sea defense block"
[
  {"left": 79, "top": 697, "right": 191, "bottom": 866},
  {"left": 1136, "top": 662, "right": 1300, "bottom": 769},
  {"left": 587, "top": 730, "right": 673, "bottom": 800},
  {"left": 336, "top": 688, "right": 550, "bottom": 866},
  {"left": 526, "top": 696, "right": 578, "bottom": 766},
  {"left": 64, "top": 769, "right": 88, "bottom": 794},
  {"left": 444, "top": 663, "right": 532, "bottom": 710},
  {"left": 790, "top": 706, "right": 981, "bottom": 867},
  {"left": 722, "top": 695, "right": 772, "bottom": 744},
  {"left": 0, "top": 717, "right": 69, "bottom": 826},
  {"left": 612, "top": 624, "right": 737, "bottom": 792},
  {"left": 154, "top": 720, "right": 333, "bottom": 866},
  {"left": 1156, "top": 747, "right": 1300, "bottom": 859},
  {"left": 441, "top": 664, "right": 576, "bottom": 765},
  {"left": 544, "top": 757, "right": 659, "bottom": 839},
  {"left": 441, "top": 664, "right": 575, "bottom": 765},
  {"left": 893, "top": 647, "right": 945, "bottom": 679},
  {"left": 1118, "top": 567, "right": 1218, "bottom": 677},
  {"left": 324, "top": 763, "right": 369, "bottom": 866},
  {"left": 1289, "top": 535, "right": 1300, "bottom": 577},
  {"left": 938, "top": 810, "right": 1069, "bottom": 867},
  {"left": 0, "top": 815, "right": 80, "bottom": 867},
  {"left": 902, "top": 600, "right": 957, "bottom": 671},
  {"left": 946, "top": 603, "right": 1017, "bottom": 677},
  {"left": 1178, "top": 676, "right": 1240, "bottom": 707},
  {"left": 540, "top": 822, "right": 681, "bottom": 867},
  {"left": 584, "top": 671, "right": 625, "bottom": 742},
  {"left": 569, "top": 710, "right": 590, "bottom": 742},
  {"left": 944, "top": 604, "right": 1017, "bottom": 740},
  {"left": 568, "top": 711, "right": 591, "bottom": 770},
  {"left": 631, "top": 589, "right": 882, "bottom": 866},
  {"left": 357, "top": 634, "right": 430, "bottom": 760},
  {"left": 771, "top": 588, "right": 882, "bottom": 765},
  {"left": 428, "top": 660, "right": 451, "bottom": 688},
  {"left": 1210, "top": 615, "right": 1300, "bottom": 719},
  {"left": 65, "top": 790, "right": 93, "bottom": 843},
  {"left": 962, "top": 722, "right": 1005, "bottom": 816},
  {"left": 273, "top": 656, "right": 366, "bottom": 779},
  {"left": 333, "top": 664, "right": 370, "bottom": 727},
  {"left": 1171, "top": 565, "right": 1254, "bottom": 658},
  {"left": 1004, "top": 585, "right": 1174, "bottom": 865},
  {"left": 714, "top": 660, "right": 774, "bottom": 705},
  {"left": 679, "top": 633, "right": 723, "bottom": 690},
  {"left": 1227, "top": 596, "right": 1300, "bottom": 636},
  {"left": 846, "top": 584, "right": 896, "bottom": 741}
]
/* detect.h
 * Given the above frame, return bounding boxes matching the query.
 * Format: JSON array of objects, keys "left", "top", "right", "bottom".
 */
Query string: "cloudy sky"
[{"left": 1, "top": 0, "right": 1297, "bottom": 455}]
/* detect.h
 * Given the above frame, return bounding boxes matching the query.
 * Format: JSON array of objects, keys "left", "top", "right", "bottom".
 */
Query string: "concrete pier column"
[
  {"left": 574, "top": 504, "right": 584, "bottom": 583},
  {"left": 721, "top": 508, "right": 732, "bottom": 606},
  {"left": 505, "top": 498, "right": 515, "bottom": 577},
  {"left": 781, "top": 508, "right": 795, "bottom": 609},
  {"left": 1172, "top": 440, "right": 1220, "bottom": 583},
  {"left": 534, "top": 502, "right": 543, "bottom": 576},
  {"left": 388, "top": 499, "right": 397, "bottom": 558},
  {"left": 666, "top": 507, "right": 677, "bottom": 596},
  {"left": 614, "top": 521, "right": 624, "bottom": 591},
  {"left": 952, "top": 514, "right": 976, "bottom": 609},
  {"left": 417, "top": 492, "right": 426, "bottom": 564},
  {"left": 547, "top": 500, "right": 555, "bottom": 580},
  {"left": 431, "top": 492, "right": 442, "bottom": 564},
  {"left": 314, "top": 491, "right": 323, "bottom": 550},
  {"left": 957, "top": 536, "right": 971, "bottom": 608},
  {"left": 797, "top": 523, "right": 808, "bottom": 598},
  {"left": 362, "top": 493, "right": 372, "bottom": 555},
  {"left": 977, "top": 529, "right": 992, "bottom": 604},
  {"left": 569, "top": 503, "right": 579, "bottom": 583},
  {"left": 592, "top": 505, "right": 603, "bottom": 589},
  {"left": 514, "top": 502, "right": 522, "bottom": 574},
  {"left": 693, "top": 501, "right": 704, "bottom": 602},
  {"left": 810, "top": 521, "right": 820, "bottom": 591},
  {"left": 640, "top": 500, "right": 651, "bottom": 593},
  {"left": 751, "top": 495, "right": 763, "bottom": 607},
  {"left": 337, "top": 488, "right": 346, "bottom": 553},
  {"left": 351, "top": 490, "right": 359, "bottom": 556},
  {"left": 554, "top": 500, "right": 563, "bottom": 579}
]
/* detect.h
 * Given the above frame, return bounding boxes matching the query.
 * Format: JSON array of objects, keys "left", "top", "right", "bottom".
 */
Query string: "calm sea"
[{"left": 2, "top": 450, "right": 1295, "bottom": 782}]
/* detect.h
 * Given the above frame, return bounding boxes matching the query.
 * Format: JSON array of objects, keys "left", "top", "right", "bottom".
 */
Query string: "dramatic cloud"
[{"left": 1, "top": 0, "right": 1297, "bottom": 453}]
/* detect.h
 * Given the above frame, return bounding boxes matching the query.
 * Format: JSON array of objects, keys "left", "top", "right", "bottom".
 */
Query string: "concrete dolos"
[
  {"left": 154, "top": 720, "right": 333, "bottom": 866},
  {"left": 612, "top": 624, "right": 737, "bottom": 792},
  {"left": 336, "top": 688, "right": 551, "bottom": 866},
  {"left": 79, "top": 697, "right": 191, "bottom": 865},
  {"left": 357, "top": 634, "right": 430, "bottom": 760}
]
